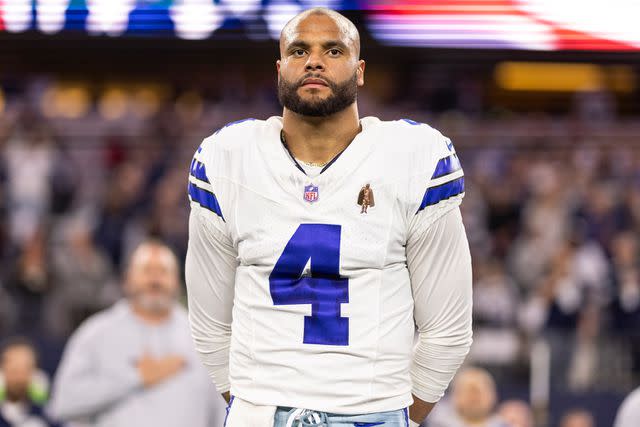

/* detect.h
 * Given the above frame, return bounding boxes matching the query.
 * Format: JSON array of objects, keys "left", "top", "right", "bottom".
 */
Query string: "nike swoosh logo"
[{"left": 354, "top": 423, "right": 385, "bottom": 427}]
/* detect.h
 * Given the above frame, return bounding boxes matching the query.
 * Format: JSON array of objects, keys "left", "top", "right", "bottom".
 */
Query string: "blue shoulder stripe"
[
  {"left": 417, "top": 177, "right": 465, "bottom": 213},
  {"left": 188, "top": 182, "right": 224, "bottom": 220},
  {"left": 189, "top": 158, "right": 209, "bottom": 183},
  {"left": 432, "top": 154, "right": 462, "bottom": 179},
  {"left": 213, "top": 118, "right": 256, "bottom": 135}
]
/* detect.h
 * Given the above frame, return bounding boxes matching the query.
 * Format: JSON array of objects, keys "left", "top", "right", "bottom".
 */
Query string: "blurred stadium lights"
[
  {"left": 175, "top": 90, "right": 204, "bottom": 121},
  {"left": 494, "top": 62, "right": 636, "bottom": 92},
  {"left": 220, "top": 0, "right": 262, "bottom": 17},
  {"left": 2, "top": 0, "right": 33, "bottom": 32},
  {"left": 131, "top": 85, "right": 167, "bottom": 119},
  {"left": 2, "top": 0, "right": 639, "bottom": 50},
  {"left": 86, "top": 0, "right": 138, "bottom": 37},
  {"left": 98, "top": 86, "right": 129, "bottom": 120},
  {"left": 40, "top": 83, "right": 91, "bottom": 119},
  {"left": 169, "top": 0, "right": 224, "bottom": 40},
  {"left": 263, "top": 1, "right": 302, "bottom": 40},
  {"left": 36, "top": 0, "right": 69, "bottom": 34},
  {"left": 365, "top": 0, "right": 640, "bottom": 50}
]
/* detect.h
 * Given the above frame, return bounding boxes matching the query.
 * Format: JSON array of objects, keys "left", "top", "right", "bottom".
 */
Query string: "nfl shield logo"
[{"left": 304, "top": 184, "right": 319, "bottom": 203}]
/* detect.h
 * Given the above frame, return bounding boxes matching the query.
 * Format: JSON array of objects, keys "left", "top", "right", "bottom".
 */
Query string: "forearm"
[{"left": 409, "top": 394, "right": 436, "bottom": 425}]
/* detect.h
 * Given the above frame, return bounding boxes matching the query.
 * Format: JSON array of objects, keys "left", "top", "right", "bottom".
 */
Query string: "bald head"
[
  {"left": 560, "top": 410, "right": 595, "bottom": 427},
  {"left": 276, "top": 7, "right": 365, "bottom": 117},
  {"left": 280, "top": 8, "right": 360, "bottom": 58},
  {"left": 453, "top": 367, "right": 498, "bottom": 422},
  {"left": 127, "top": 241, "right": 179, "bottom": 275},
  {"left": 498, "top": 400, "right": 534, "bottom": 427}
]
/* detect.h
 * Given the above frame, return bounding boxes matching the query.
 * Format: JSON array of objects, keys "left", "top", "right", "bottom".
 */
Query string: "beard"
[
  {"left": 128, "top": 282, "right": 177, "bottom": 315},
  {"left": 278, "top": 71, "right": 358, "bottom": 117}
]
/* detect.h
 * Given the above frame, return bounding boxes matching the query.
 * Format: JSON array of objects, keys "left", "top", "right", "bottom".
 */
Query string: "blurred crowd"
[
  {"left": 0, "top": 78, "right": 638, "bottom": 426},
  {"left": 459, "top": 115, "right": 640, "bottom": 393}
]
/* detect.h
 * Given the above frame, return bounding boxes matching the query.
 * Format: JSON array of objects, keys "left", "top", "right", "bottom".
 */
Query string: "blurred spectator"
[
  {"left": 0, "top": 337, "right": 60, "bottom": 427},
  {"left": 0, "top": 122, "right": 10, "bottom": 263},
  {"left": 48, "top": 145, "right": 79, "bottom": 217},
  {"left": 519, "top": 242, "right": 584, "bottom": 334},
  {"left": 608, "top": 231, "right": 640, "bottom": 330},
  {"left": 567, "top": 304, "right": 601, "bottom": 391},
  {"left": 607, "top": 231, "right": 640, "bottom": 375},
  {"left": 575, "top": 182, "right": 630, "bottom": 252},
  {"left": 44, "top": 217, "right": 117, "bottom": 339},
  {"left": 469, "top": 259, "right": 520, "bottom": 365},
  {"left": 146, "top": 168, "right": 189, "bottom": 263},
  {"left": 509, "top": 163, "right": 570, "bottom": 291},
  {"left": 5, "top": 229, "right": 51, "bottom": 337},
  {"left": 426, "top": 367, "right": 505, "bottom": 427},
  {"left": 614, "top": 387, "right": 640, "bottom": 427},
  {"left": 47, "top": 240, "right": 226, "bottom": 427},
  {"left": 93, "top": 161, "right": 146, "bottom": 268},
  {"left": 558, "top": 409, "right": 595, "bottom": 427},
  {"left": 497, "top": 400, "right": 534, "bottom": 427},
  {"left": 5, "top": 122, "right": 57, "bottom": 246},
  {"left": 0, "top": 287, "right": 16, "bottom": 337}
]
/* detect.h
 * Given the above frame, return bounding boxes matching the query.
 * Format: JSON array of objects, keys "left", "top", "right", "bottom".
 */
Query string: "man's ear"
[
  {"left": 276, "top": 60, "right": 281, "bottom": 82},
  {"left": 357, "top": 60, "right": 366, "bottom": 87}
]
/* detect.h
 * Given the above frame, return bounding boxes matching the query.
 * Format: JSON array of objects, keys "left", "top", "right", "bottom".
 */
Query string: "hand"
[{"left": 137, "top": 354, "right": 185, "bottom": 388}]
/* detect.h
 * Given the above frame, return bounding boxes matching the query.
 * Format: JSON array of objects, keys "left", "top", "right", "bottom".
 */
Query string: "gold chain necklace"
[{"left": 299, "top": 159, "right": 329, "bottom": 167}]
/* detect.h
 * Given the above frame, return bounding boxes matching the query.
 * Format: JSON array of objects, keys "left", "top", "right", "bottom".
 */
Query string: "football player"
[{"left": 185, "top": 7, "right": 472, "bottom": 427}]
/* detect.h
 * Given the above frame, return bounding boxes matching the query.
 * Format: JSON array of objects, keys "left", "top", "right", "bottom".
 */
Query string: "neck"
[
  {"left": 281, "top": 104, "right": 361, "bottom": 164},
  {"left": 129, "top": 302, "right": 171, "bottom": 325}
]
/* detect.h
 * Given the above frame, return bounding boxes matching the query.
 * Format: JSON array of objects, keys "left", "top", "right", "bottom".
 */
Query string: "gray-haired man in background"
[{"left": 47, "top": 240, "right": 226, "bottom": 427}]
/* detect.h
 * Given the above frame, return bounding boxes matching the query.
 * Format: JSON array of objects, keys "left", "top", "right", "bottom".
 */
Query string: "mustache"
[
  {"left": 149, "top": 282, "right": 165, "bottom": 291},
  {"left": 296, "top": 74, "right": 334, "bottom": 88}
]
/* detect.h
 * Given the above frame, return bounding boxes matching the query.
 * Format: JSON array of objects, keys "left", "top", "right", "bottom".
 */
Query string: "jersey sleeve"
[
  {"left": 401, "top": 123, "right": 471, "bottom": 404},
  {"left": 407, "top": 208, "right": 473, "bottom": 404},
  {"left": 187, "top": 136, "right": 228, "bottom": 236},
  {"left": 615, "top": 389, "right": 640, "bottom": 427},
  {"left": 185, "top": 135, "right": 237, "bottom": 393},
  {"left": 407, "top": 126, "right": 465, "bottom": 236}
]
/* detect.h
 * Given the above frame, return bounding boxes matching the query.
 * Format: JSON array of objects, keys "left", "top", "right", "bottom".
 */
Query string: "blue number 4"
[{"left": 269, "top": 224, "right": 349, "bottom": 346}]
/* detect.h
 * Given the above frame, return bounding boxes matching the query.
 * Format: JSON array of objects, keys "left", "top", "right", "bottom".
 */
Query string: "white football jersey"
[{"left": 185, "top": 116, "right": 470, "bottom": 415}]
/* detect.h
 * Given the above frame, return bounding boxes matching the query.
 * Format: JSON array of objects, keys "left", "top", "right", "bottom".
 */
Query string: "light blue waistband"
[{"left": 273, "top": 406, "right": 409, "bottom": 427}]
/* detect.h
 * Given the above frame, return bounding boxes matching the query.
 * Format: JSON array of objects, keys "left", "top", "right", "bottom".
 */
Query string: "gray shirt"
[{"left": 47, "top": 300, "right": 227, "bottom": 427}]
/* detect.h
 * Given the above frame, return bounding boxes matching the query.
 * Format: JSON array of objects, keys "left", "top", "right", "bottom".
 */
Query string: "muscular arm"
[
  {"left": 407, "top": 208, "right": 473, "bottom": 424},
  {"left": 185, "top": 209, "right": 238, "bottom": 398}
]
